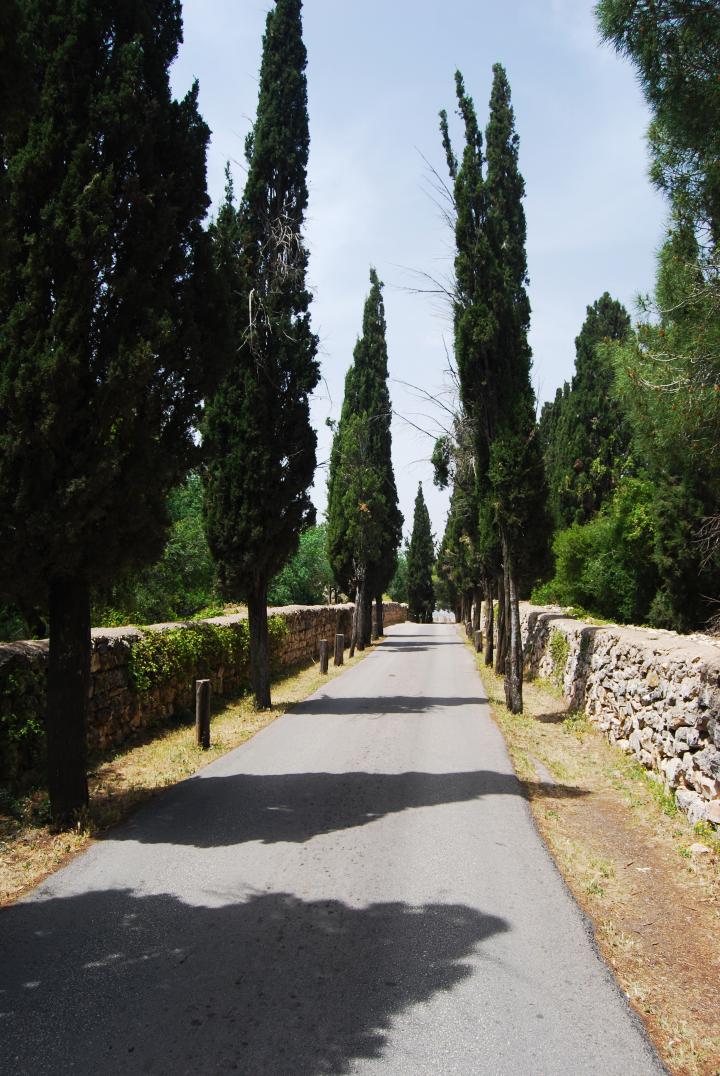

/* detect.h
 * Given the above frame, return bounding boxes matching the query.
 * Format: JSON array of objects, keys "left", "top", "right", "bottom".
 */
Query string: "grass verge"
[
  {"left": 470, "top": 640, "right": 720, "bottom": 1076},
  {"left": 0, "top": 641, "right": 375, "bottom": 907}
]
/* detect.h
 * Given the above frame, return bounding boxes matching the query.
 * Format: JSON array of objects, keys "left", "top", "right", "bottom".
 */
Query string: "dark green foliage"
[
  {"left": 387, "top": 547, "right": 408, "bottom": 604},
  {"left": 0, "top": 0, "right": 223, "bottom": 819},
  {"left": 533, "top": 478, "right": 659, "bottom": 624},
  {"left": 203, "top": 0, "right": 318, "bottom": 706},
  {"left": 128, "top": 617, "right": 286, "bottom": 696},
  {"left": 1, "top": 663, "right": 47, "bottom": 790},
  {"left": 407, "top": 484, "right": 435, "bottom": 623},
  {"left": 0, "top": 0, "right": 222, "bottom": 601},
  {"left": 440, "top": 65, "right": 548, "bottom": 707},
  {"left": 326, "top": 269, "right": 403, "bottom": 603},
  {"left": 268, "top": 525, "right": 333, "bottom": 607},
  {"left": 96, "top": 474, "right": 218, "bottom": 626},
  {"left": 539, "top": 294, "right": 632, "bottom": 529},
  {"left": 597, "top": 0, "right": 720, "bottom": 241}
]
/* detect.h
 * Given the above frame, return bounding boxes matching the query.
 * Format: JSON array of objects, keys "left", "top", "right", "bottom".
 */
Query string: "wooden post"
[
  {"left": 195, "top": 679, "right": 211, "bottom": 750},
  {"left": 474, "top": 630, "right": 482, "bottom": 653},
  {"left": 319, "top": 639, "right": 329, "bottom": 674},
  {"left": 334, "top": 633, "right": 344, "bottom": 666}
]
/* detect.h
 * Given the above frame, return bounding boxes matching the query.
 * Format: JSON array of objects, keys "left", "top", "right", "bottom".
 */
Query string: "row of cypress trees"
[
  {"left": 435, "top": 66, "right": 548, "bottom": 714},
  {"left": 0, "top": 0, "right": 373, "bottom": 822}
]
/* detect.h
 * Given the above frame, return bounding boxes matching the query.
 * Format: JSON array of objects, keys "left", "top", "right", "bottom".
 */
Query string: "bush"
[
  {"left": 532, "top": 478, "right": 659, "bottom": 625},
  {"left": 128, "top": 616, "right": 287, "bottom": 695}
]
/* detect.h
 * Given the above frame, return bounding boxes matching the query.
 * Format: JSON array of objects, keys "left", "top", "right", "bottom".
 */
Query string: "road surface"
[{"left": 0, "top": 622, "right": 663, "bottom": 1074}]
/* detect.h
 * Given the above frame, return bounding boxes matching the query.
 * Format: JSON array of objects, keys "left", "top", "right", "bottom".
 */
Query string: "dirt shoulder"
[
  {"left": 0, "top": 643, "right": 375, "bottom": 907},
  {"left": 473, "top": 645, "right": 720, "bottom": 1076}
]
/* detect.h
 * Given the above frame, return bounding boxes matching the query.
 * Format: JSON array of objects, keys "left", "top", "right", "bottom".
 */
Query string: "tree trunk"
[
  {"left": 495, "top": 571, "right": 507, "bottom": 676},
  {"left": 248, "top": 575, "right": 271, "bottom": 710},
  {"left": 503, "top": 540, "right": 523, "bottom": 714},
  {"left": 472, "top": 586, "right": 482, "bottom": 632},
  {"left": 484, "top": 577, "right": 494, "bottom": 667},
  {"left": 363, "top": 588, "right": 373, "bottom": 646},
  {"left": 47, "top": 575, "right": 91, "bottom": 826},
  {"left": 355, "top": 574, "right": 366, "bottom": 652},
  {"left": 375, "top": 594, "right": 384, "bottom": 638}
]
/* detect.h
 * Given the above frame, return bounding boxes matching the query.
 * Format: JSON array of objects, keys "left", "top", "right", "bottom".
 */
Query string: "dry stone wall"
[
  {"left": 521, "top": 604, "right": 720, "bottom": 828},
  {"left": 0, "top": 602, "right": 406, "bottom": 784}
]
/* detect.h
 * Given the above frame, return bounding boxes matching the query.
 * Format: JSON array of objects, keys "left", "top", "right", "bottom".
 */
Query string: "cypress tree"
[
  {"left": 407, "top": 484, "right": 435, "bottom": 624},
  {"left": 326, "top": 269, "right": 403, "bottom": 642},
  {"left": 203, "top": 0, "right": 319, "bottom": 709},
  {"left": 484, "top": 63, "right": 549, "bottom": 713},
  {"left": 441, "top": 66, "right": 548, "bottom": 712},
  {"left": 0, "top": 0, "right": 223, "bottom": 822},
  {"left": 539, "top": 294, "right": 631, "bottom": 530}
]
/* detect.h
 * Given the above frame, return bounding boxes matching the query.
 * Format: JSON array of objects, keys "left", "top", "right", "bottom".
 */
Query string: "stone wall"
[
  {"left": 520, "top": 604, "right": 720, "bottom": 828},
  {"left": 0, "top": 602, "right": 406, "bottom": 783}
]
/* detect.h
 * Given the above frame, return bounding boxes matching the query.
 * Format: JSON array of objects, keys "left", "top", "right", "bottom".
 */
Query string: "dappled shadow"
[
  {"left": 291, "top": 694, "right": 488, "bottom": 716},
  {"left": 104, "top": 768, "right": 588, "bottom": 849},
  {"left": 0, "top": 888, "right": 508, "bottom": 1075},
  {"left": 524, "top": 779, "right": 591, "bottom": 801},
  {"left": 534, "top": 710, "right": 568, "bottom": 725}
]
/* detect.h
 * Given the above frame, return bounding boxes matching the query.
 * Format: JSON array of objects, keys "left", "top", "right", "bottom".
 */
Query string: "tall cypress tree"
[
  {"left": 327, "top": 269, "right": 403, "bottom": 645},
  {"left": 203, "top": 0, "right": 318, "bottom": 708},
  {"left": 539, "top": 293, "right": 631, "bottom": 530},
  {"left": 441, "top": 66, "right": 547, "bottom": 712},
  {"left": 407, "top": 484, "right": 435, "bottom": 624},
  {"left": 0, "top": 0, "right": 223, "bottom": 822},
  {"left": 485, "top": 64, "right": 549, "bottom": 712}
]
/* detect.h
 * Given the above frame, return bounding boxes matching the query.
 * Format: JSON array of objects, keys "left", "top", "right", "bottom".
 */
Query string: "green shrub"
[
  {"left": 127, "top": 616, "right": 287, "bottom": 695},
  {"left": 532, "top": 478, "right": 659, "bottom": 625},
  {"left": 549, "top": 628, "right": 570, "bottom": 689},
  {"left": 0, "top": 666, "right": 47, "bottom": 787}
]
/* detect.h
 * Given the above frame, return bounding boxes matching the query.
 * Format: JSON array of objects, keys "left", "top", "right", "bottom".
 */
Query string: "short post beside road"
[
  {"left": 334, "top": 633, "right": 344, "bottom": 666},
  {"left": 319, "top": 639, "right": 329, "bottom": 674},
  {"left": 195, "top": 678, "right": 211, "bottom": 750},
  {"left": 474, "top": 630, "right": 482, "bottom": 653}
]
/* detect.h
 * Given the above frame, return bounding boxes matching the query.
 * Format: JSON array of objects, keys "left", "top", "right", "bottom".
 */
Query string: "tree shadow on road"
[
  {"left": 291, "top": 694, "right": 488, "bottom": 715},
  {"left": 0, "top": 887, "right": 509, "bottom": 1075},
  {"left": 103, "top": 768, "right": 588, "bottom": 849}
]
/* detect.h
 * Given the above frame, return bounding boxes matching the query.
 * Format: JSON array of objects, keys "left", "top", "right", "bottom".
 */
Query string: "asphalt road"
[{"left": 0, "top": 622, "right": 664, "bottom": 1075}]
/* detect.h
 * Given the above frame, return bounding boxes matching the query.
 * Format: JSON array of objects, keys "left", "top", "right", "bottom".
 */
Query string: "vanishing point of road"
[{"left": 0, "top": 622, "right": 663, "bottom": 1075}]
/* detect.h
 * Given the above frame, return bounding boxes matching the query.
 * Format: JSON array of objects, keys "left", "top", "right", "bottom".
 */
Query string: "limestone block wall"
[
  {"left": 520, "top": 604, "right": 720, "bottom": 827},
  {"left": 0, "top": 602, "right": 406, "bottom": 784}
]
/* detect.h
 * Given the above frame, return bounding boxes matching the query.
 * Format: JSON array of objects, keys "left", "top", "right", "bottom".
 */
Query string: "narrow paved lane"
[{"left": 0, "top": 623, "right": 662, "bottom": 1075}]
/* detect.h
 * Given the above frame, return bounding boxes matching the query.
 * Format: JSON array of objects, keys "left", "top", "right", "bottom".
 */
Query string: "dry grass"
[
  {"left": 0, "top": 642, "right": 374, "bottom": 907},
  {"left": 471, "top": 641, "right": 720, "bottom": 1076}
]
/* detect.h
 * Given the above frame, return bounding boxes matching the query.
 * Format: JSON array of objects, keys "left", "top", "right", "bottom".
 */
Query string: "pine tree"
[
  {"left": 407, "top": 484, "right": 435, "bottom": 624},
  {"left": 0, "top": 0, "right": 223, "bottom": 822},
  {"left": 326, "top": 269, "right": 402, "bottom": 642},
  {"left": 597, "top": 0, "right": 720, "bottom": 241},
  {"left": 539, "top": 294, "right": 631, "bottom": 530},
  {"left": 203, "top": 0, "right": 319, "bottom": 709}
]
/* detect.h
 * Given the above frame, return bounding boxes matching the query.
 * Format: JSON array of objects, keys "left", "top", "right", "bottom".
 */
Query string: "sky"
[{"left": 170, "top": 0, "right": 667, "bottom": 540}]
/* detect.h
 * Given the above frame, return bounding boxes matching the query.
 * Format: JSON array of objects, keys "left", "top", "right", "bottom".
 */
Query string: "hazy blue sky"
[{"left": 171, "top": 0, "right": 666, "bottom": 538}]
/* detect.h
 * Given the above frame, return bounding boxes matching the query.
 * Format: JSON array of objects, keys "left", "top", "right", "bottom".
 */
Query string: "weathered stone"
[
  {"left": 694, "top": 746, "right": 720, "bottom": 779},
  {"left": 676, "top": 787, "right": 708, "bottom": 825}
]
